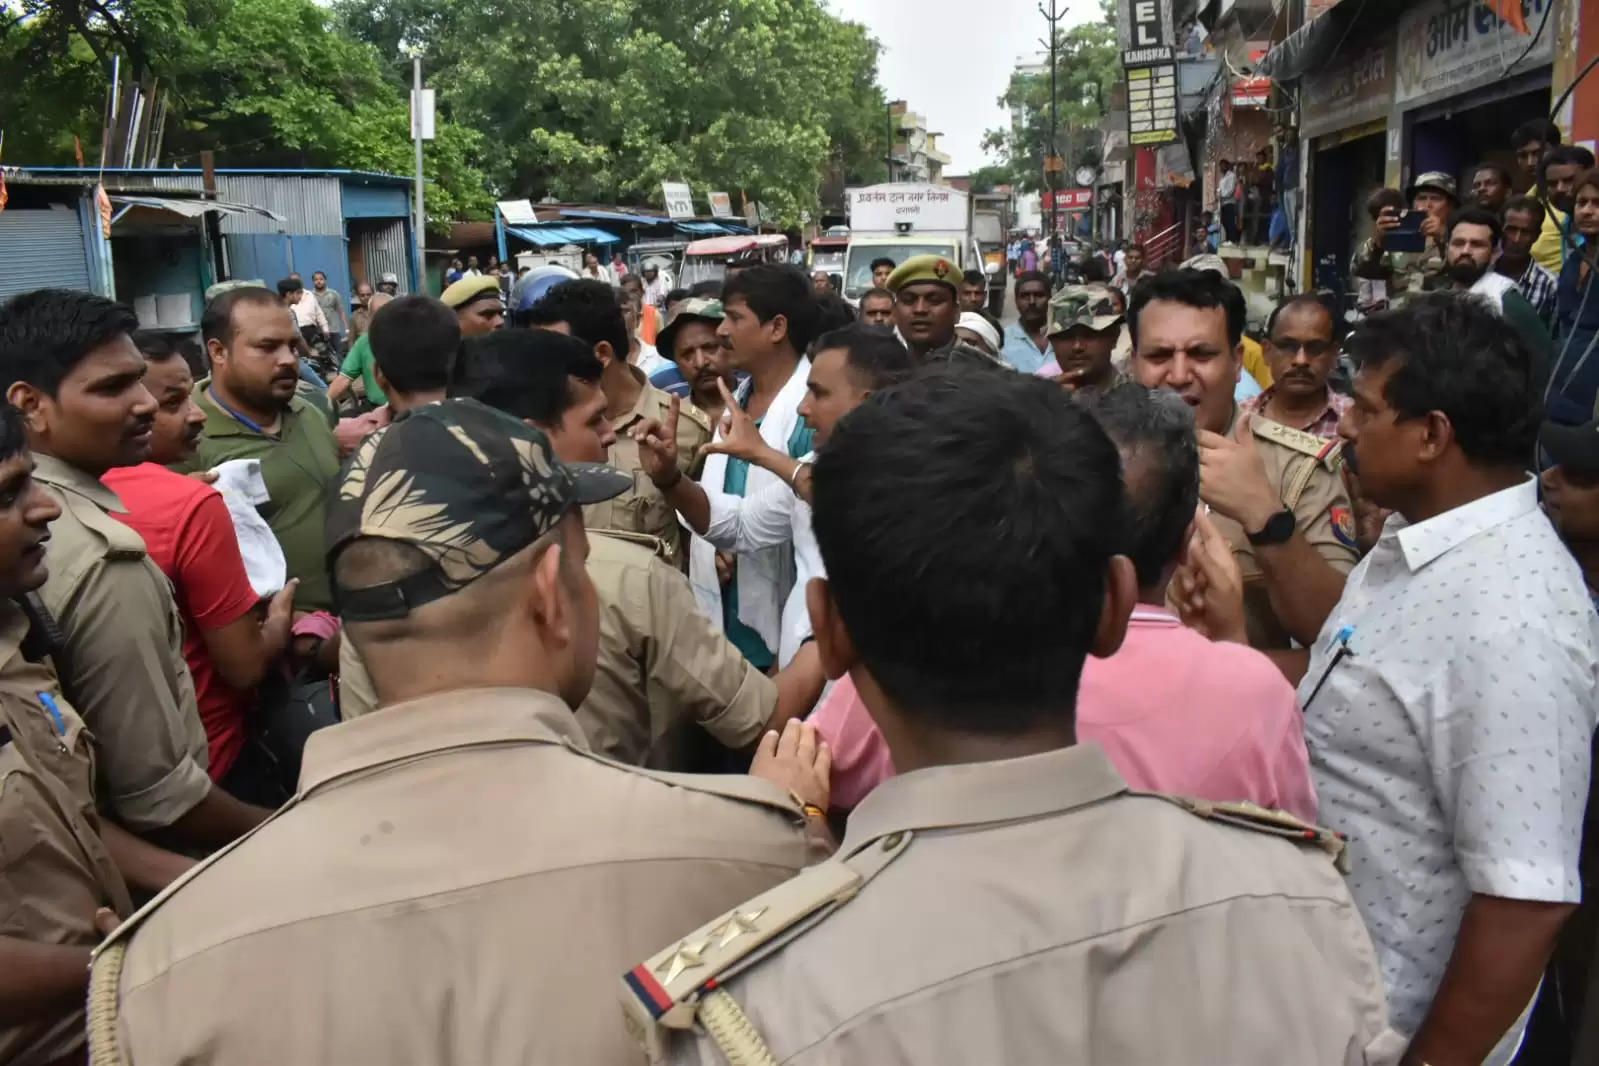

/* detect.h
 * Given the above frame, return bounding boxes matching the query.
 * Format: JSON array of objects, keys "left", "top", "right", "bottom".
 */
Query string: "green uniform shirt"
[
  {"left": 340, "top": 335, "right": 388, "bottom": 407},
  {"left": 173, "top": 383, "right": 342, "bottom": 612}
]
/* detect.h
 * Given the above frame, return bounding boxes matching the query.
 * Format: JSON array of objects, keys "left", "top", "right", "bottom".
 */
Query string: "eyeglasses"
[{"left": 1266, "top": 338, "right": 1335, "bottom": 358}]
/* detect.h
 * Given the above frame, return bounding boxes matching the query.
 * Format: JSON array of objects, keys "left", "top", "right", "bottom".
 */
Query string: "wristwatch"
[{"left": 1245, "top": 507, "right": 1295, "bottom": 546}]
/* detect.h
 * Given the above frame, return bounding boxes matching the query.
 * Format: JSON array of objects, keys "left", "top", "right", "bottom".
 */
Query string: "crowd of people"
[{"left": 0, "top": 183, "right": 1596, "bottom": 1065}]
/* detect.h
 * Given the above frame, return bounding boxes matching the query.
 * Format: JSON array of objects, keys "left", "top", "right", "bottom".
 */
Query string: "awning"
[
  {"left": 556, "top": 207, "right": 669, "bottom": 225},
  {"left": 108, "top": 195, "right": 284, "bottom": 221},
  {"left": 505, "top": 224, "right": 620, "bottom": 247},
  {"left": 1253, "top": 0, "right": 1402, "bottom": 80},
  {"left": 675, "top": 220, "right": 741, "bottom": 234}
]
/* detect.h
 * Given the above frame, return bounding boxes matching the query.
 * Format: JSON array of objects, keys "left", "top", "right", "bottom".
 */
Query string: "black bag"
[{"left": 246, "top": 668, "right": 341, "bottom": 800}]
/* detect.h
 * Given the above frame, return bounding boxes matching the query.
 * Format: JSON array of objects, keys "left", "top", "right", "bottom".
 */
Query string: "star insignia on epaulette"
[
  {"left": 708, "top": 906, "right": 768, "bottom": 948},
  {"left": 656, "top": 938, "right": 710, "bottom": 985}
]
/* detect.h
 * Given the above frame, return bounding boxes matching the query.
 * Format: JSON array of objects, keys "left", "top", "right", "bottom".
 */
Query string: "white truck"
[{"left": 841, "top": 183, "right": 984, "bottom": 301}]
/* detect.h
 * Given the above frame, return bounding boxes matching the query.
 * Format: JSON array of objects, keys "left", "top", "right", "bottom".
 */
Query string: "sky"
[{"left": 828, "top": 0, "right": 1106, "bottom": 175}]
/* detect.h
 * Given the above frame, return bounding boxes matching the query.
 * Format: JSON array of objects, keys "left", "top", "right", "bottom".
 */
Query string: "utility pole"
[
  {"left": 411, "top": 55, "right": 426, "bottom": 291},
  {"left": 1039, "top": 0, "right": 1065, "bottom": 286},
  {"left": 886, "top": 102, "right": 895, "bottom": 183}
]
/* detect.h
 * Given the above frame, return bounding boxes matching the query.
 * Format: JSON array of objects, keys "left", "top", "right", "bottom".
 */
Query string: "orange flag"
[{"left": 1490, "top": 0, "right": 1528, "bottom": 35}]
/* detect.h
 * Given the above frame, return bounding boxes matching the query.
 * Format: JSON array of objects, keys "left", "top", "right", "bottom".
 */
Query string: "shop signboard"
[
  {"left": 1302, "top": 39, "right": 1395, "bottom": 139},
  {"left": 1126, "top": 63, "right": 1179, "bottom": 145},
  {"left": 1395, "top": 0, "right": 1555, "bottom": 108},
  {"left": 1120, "top": 0, "right": 1174, "bottom": 65},
  {"left": 661, "top": 181, "right": 695, "bottom": 220},
  {"left": 1048, "top": 189, "right": 1094, "bottom": 210},
  {"left": 708, "top": 191, "right": 733, "bottom": 218}
]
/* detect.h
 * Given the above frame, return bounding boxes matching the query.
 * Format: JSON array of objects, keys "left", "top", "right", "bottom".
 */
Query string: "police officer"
[
  {"left": 1126, "top": 269, "right": 1358, "bottom": 651},
  {"left": 448, "top": 327, "right": 792, "bottom": 768},
  {"left": 884, "top": 255, "right": 1005, "bottom": 367},
  {"left": 624, "top": 369, "right": 1399, "bottom": 1065},
  {"left": 1039, "top": 283, "right": 1125, "bottom": 394},
  {"left": 524, "top": 278, "right": 713, "bottom": 568},
  {"left": 1350, "top": 171, "right": 1457, "bottom": 310},
  {"left": 438, "top": 273, "right": 505, "bottom": 336},
  {"left": 90, "top": 399, "right": 833, "bottom": 1065},
  {"left": 0, "top": 289, "right": 272, "bottom": 849}
]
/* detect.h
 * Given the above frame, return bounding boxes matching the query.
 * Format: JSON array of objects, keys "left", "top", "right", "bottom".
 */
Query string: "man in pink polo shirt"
[{"left": 811, "top": 382, "right": 1316, "bottom": 820}]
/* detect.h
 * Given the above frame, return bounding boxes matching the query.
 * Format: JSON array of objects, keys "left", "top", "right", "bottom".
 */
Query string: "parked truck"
[
  {"left": 841, "top": 183, "right": 985, "bottom": 303},
  {"left": 971, "top": 191, "right": 1011, "bottom": 316}
]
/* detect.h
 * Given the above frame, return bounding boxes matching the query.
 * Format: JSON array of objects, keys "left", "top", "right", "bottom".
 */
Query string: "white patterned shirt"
[{"left": 1299, "top": 476, "right": 1599, "bottom": 1065}]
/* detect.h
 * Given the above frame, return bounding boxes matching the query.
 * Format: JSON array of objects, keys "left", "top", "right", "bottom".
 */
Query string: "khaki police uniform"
[
  {"left": 0, "top": 600, "right": 133, "bottom": 1066},
  {"left": 585, "top": 366, "right": 712, "bottom": 569},
  {"left": 32, "top": 453, "right": 211, "bottom": 832},
  {"left": 338, "top": 531, "right": 776, "bottom": 770},
  {"left": 1209, "top": 412, "right": 1359, "bottom": 649},
  {"left": 583, "top": 529, "right": 774, "bottom": 768},
  {"left": 625, "top": 743, "right": 1403, "bottom": 1066},
  {"left": 92, "top": 688, "right": 828, "bottom": 1065}
]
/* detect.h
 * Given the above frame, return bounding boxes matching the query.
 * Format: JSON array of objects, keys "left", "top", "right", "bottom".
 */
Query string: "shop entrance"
[
  {"left": 1408, "top": 77, "right": 1551, "bottom": 194},
  {"left": 1310, "top": 129, "right": 1387, "bottom": 310}
]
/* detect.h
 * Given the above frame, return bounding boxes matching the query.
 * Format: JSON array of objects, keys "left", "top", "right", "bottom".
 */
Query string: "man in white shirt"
[
  {"left": 641, "top": 263, "right": 671, "bottom": 309},
  {"left": 1217, "top": 160, "right": 1240, "bottom": 243},
  {"left": 636, "top": 322, "right": 911, "bottom": 668},
  {"left": 1302, "top": 292, "right": 1599, "bottom": 1066}
]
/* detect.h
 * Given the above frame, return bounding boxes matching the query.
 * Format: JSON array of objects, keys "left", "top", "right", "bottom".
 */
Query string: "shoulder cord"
[
  {"left": 86, "top": 940, "right": 126, "bottom": 1066},
  {"left": 699, "top": 988, "right": 781, "bottom": 1066}
]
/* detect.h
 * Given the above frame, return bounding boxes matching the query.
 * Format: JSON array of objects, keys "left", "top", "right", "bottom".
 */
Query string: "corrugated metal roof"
[
  {"left": 151, "top": 174, "right": 342, "bottom": 235},
  {"left": 556, "top": 207, "right": 669, "bottom": 225},
  {"left": 675, "top": 221, "right": 749, "bottom": 235},
  {"left": 17, "top": 166, "right": 412, "bottom": 185},
  {"left": 506, "top": 225, "right": 620, "bottom": 247}
]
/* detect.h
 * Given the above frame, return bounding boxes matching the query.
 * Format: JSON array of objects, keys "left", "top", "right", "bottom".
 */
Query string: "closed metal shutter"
[
  {"left": 362, "top": 221, "right": 411, "bottom": 294},
  {"left": 0, "top": 209, "right": 92, "bottom": 301}
]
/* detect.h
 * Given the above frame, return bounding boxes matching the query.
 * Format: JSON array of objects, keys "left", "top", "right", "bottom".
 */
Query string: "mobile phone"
[{"left": 1385, "top": 210, "right": 1427, "bottom": 254}]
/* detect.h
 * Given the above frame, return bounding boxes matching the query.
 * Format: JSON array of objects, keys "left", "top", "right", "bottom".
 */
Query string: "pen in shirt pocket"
[
  {"left": 37, "top": 691, "right": 66, "bottom": 736},
  {"left": 1302, "top": 625, "right": 1356, "bottom": 713}
]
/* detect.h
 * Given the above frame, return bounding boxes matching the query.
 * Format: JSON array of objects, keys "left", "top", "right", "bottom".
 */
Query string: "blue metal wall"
[
  {"left": 342, "top": 184, "right": 409, "bottom": 219},
  {"left": 221, "top": 234, "right": 352, "bottom": 320}
]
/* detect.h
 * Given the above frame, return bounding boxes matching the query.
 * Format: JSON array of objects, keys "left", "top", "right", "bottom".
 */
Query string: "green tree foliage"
[
  {"left": 0, "top": 0, "right": 492, "bottom": 224},
  {"left": 981, "top": 2, "right": 1118, "bottom": 194},
  {"left": 336, "top": 0, "right": 888, "bottom": 225}
]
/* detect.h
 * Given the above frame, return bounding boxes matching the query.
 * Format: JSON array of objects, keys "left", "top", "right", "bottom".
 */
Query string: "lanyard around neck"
[{"left": 207, "top": 387, "right": 275, "bottom": 437}]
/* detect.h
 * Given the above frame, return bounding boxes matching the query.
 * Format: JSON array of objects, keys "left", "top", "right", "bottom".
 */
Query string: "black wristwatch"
[{"left": 1245, "top": 507, "right": 1295, "bottom": 546}]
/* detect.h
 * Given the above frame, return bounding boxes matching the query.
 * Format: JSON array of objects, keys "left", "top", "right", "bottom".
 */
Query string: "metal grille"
[
  {"left": 0, "top": 209, "right": 92, "bottom": 300},
  {"left": 362, "top": 221, "right": 411, "bottom": 293}
]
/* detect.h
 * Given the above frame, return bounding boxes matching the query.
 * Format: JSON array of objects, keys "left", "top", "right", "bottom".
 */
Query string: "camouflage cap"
[
  {"left": 885, "top": 254, "right": 961, "bottom": 295},
  {"left": 327, "top": 398, "right": 629, "bottom": 621},
  {"left": 1408, "top": 171, "right": 1459, "bottom": 203},
  {"left": 1046, "top": 284, "right": 1123, "bottom": 337},
  {"left": 656, "top": 297, "right": 725, "bottom": 359}
]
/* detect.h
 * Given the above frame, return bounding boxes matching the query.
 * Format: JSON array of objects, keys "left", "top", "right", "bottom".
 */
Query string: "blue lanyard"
[{"left": 207, "top": 387, "right": 273, "bottom": 436}]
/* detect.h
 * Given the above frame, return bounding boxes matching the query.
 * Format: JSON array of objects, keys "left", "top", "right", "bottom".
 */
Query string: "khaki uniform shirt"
[
  {"left": 1351, "top": 236, "right": 1447, "bottom": 310},
  {"left": 636, "top": 744, "right": 1401, "bottom": 1066},
  {"left": 0, "top": 601, "right": 132, "bottom": 1066},
  {"left": 583, "top": 530, "right": 774, "bottom": 768},
  {"left": 584, "top": 367, "right": 712, "bottom": 569},
  {"left": 338, "top": 533, "right": 775, "bottom": 770},
  {"left": 33, "top": 454, "right": 211, "bottom": 832},
  {"left": 1210, "top": 413, "right": 1359, "bottom": 649},
  {"left": 95, "top": 688, "right": 827, "bottom": 1066}
]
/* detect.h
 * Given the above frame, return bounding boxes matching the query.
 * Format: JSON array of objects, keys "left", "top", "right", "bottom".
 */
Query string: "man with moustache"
[
  {"left": 1033, "top": 284, "right": 1124, "bottom": 394},
  {"left": 857, "top": 288, "right": 895, "bottom": 327},
  {"left": 885, "top": 256, "right": 1003, "bottom": 367},
  {"left": 104, "top": 333, "right": 297, "bottom": 804},
  {"left": 1130, "top": 269, "right": 1357, "bottom": 660},
  {"left": 175, "top": 286, "right": 342, "bottom": 615},
  {"left": 1239, "top": 295, "right": 1349, "bottom": 441},
  {"left": 0, "top": 289, "right": 272, "bottom": 848},
  {"left": 1441, "top": 206, "right": 1553, "bottom": 374},
  {"left": 1000, "top": 271, "right": 1052, "bottom": 373}
]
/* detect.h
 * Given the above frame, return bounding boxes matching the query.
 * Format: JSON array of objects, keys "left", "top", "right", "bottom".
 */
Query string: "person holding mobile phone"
[{"left": 1350, "top": 172, "right": 1457, "bottom": 311}]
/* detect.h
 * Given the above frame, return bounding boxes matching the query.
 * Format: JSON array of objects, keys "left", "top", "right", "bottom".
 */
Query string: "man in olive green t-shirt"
[{"left": 175, "top": 288, "right": 341, "bottom": 613}]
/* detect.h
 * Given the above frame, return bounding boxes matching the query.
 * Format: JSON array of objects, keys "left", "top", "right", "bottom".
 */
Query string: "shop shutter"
[{"left": 0, "top": 209, "right": 92, "bottom": 301}]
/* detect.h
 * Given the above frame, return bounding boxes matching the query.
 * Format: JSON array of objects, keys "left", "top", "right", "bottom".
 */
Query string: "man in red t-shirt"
[{"left": 103, "top": 333, "right": 296, "bottom": 804}]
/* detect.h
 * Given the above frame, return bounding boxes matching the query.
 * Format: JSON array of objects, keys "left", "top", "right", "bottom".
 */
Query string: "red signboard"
[{"left": 1048, "top": 188, "right": 1094, "bottom": 210}]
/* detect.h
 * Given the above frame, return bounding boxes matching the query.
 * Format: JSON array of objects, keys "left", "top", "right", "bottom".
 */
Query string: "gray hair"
[{"left": 1080, "top": 383, "right": 1200, "bottom": 588}]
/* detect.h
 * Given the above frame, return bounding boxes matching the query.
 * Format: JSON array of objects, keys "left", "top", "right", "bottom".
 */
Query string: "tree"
[
  {"left": 336, "top": 0, "right": 888, "bottom": 225},
  {"left": 980, "top": 1, "right": 1118, "bottom": 194},
  {"left": 0, "top": 0, "right": 493, "bottom": 225}
]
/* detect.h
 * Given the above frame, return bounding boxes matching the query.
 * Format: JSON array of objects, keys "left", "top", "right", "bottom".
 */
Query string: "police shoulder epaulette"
[
  {"left": 1250, "top": 414, "right": 1336, "bottom": 463},
  {"left": 1145, "top": 793, "right": 1350, "bottom": 874},
  {"left": 621, "top": 831, "right": 914, "bottom": 1061},
  {"left": 574, "top": 747, "right": 809, "bottom": 820},
  {"left": 677, "top": 399, "right": 712, "bottom": 434},
  {"left": 620, "top": 860, "right": 863, "bottom": 1060},
  {"left": 591, "top": 527, "right": 670, "bottom": 559}
]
